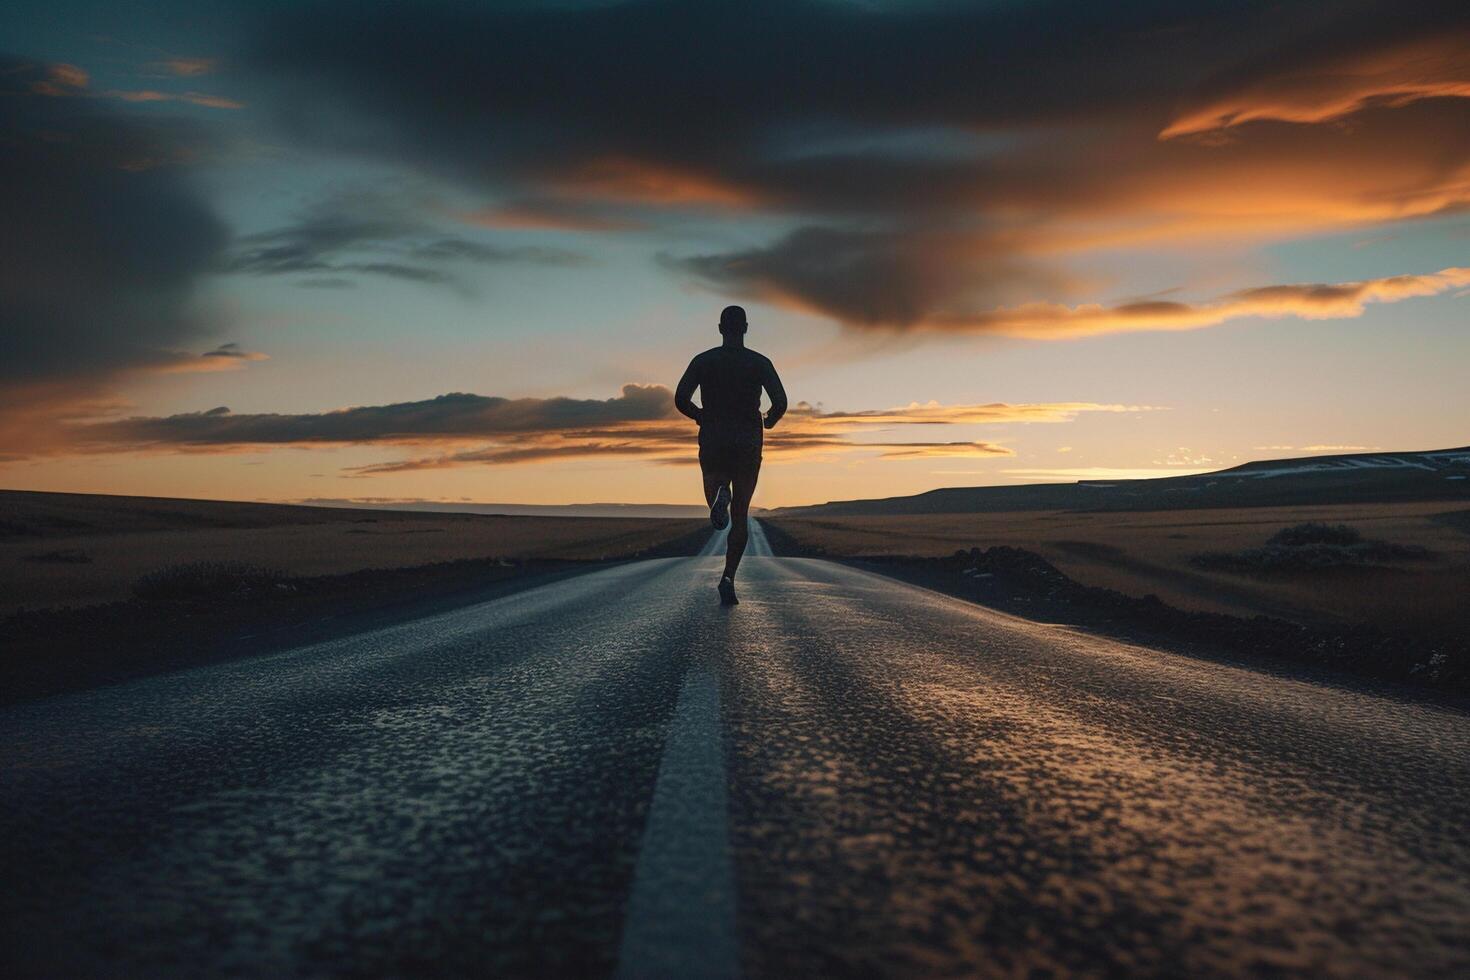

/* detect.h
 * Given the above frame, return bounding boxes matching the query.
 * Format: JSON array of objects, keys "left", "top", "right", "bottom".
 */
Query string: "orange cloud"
[
  {"left": 550, "top": 157, "right": 761, "bottom": 209},
  {"left": 871, "top": 442, "right": 1013, "bottom": 460},
  {"left": 345, "top": 431, "right": 1017, "bottom": 472},
  {"left": 728, "top": 260, "right": 1469, "bottom": 340},
  {"left": 100, "top": 89, "right": 244, "bottom": 109},
  {"left": 30, "top": 62, "right": 89, "bottom": 95},
  {"left": 788, "top": 401, "right": 1157, "bottom": 426},
  {"left": 27, "top": 62, "right": 241, "bottom": 109},
  {"left": 0, "top": 347, "right": 269, "bottom": 458},
  {"left": 152, "top": 344, "right": 270, "bottom": 374},
  {"left": 910, "top": 266, "right": 1470, "bottom": 339},
  {"left": 0, "top": 381, "right": 127, "bottom": 459},
  {"left": 153, "top": 57, "right": 218, "bottom": 78},
  {"left": 460, "top": 202, "right": 640, "bottom": 232},
  {"left": 1008, "top": 107, "right": 1470, "bottom": 241},
  {"left": 33, "top": 385, "right": 1141, "bottom": 473},
  {"left": 1002, "top": 466, "right": 1216, "bottom": 481},
  {"left": 1162, "top": 33, "right": 1470, "bottom": 138}
]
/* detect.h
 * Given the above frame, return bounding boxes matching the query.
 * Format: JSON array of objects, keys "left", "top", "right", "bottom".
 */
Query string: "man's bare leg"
[{"left": 723, "top": 463, "right": 760, "bottom": 583}]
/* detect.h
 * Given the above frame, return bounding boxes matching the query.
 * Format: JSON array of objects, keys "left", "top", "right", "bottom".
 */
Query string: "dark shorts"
[{"left": 698, "top": 420, "right": 763, "bottom": 474}]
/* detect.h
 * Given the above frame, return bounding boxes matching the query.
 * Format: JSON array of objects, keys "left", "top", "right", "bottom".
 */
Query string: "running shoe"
[
  {"left": 718, "top": 575, "right": 738, "bottom": 605},
  {"left": 710, "top": 484, "right": 731, "bottom": 530}
]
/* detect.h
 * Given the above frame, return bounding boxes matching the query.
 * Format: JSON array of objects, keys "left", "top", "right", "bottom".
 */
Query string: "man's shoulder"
[{"left": 692, "top": 346, "right": 774, "bottom": 369}]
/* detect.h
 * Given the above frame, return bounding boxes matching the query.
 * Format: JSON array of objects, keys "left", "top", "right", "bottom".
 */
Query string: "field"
[
  {"left": 766, "top": 502, "right": 1470, "bottom": 632},
  {"left": 0, "top": 490, "right": 704, "bottom": 614}
]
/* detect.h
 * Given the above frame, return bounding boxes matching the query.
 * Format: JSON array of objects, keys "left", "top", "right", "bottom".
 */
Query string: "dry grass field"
[
  {"left": 767, "top": 502, "right": 1470, "bottom": 632},
  {"left": 0, "top": 491, "right": 704, "bottom": 614}
]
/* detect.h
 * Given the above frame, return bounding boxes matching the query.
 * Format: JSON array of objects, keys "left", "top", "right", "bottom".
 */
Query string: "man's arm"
[
  {"left": 761, "top": 358, "right": 787, "bottom": 429},
  {"left": 674, "top": 357, "right": 703, "bottom": 425}
]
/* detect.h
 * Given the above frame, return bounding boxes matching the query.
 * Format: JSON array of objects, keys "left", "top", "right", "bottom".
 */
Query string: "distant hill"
[
  {"left": 769, "top": 447, "right": 1470, "bottom": 517},
  {"left": 293, "top": 499, "right": 731, "bottom": 519},
  {"left": 0, "top": 490, "right": 705, "bottom": 539}
]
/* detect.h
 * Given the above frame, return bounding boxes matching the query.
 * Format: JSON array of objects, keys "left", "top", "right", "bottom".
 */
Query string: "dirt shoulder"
[
  {"left": 762, "top": 503, "right": 1470, "bottom": 632},
  {"left": 1, "top": 489, "right": 711, "bottom": 615},
  {"left": 760, "top": 520, "right": 1469, "bottom": 696},
  {"left": 1, "top": 526, "right": 711, "bottom": 706}
]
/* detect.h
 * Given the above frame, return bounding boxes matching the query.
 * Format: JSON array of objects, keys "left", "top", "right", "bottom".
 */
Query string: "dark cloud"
[
  {"left": 247, "top": 0, "right": 1470, "bottom": 332},
  {"left": 77, "top": 385, "right": 679, "bottom": 448},
  {"left": 0, "top": 55, "right": 244, "bottom": 455},
  {"left": 55, "top": 381, "right": 1136, "bottom": 471},
  {"left": 185, "top": 343, "right": 269, "bottom": 369},
  {"left": 410, "top": 237, "right": 584, "bottom": 266},
  {"left": 246, "top": 0, "right": 1233, "bottom": 229},
  {"left": 251, "top": 1, "right": 1470, "bottom": 203},
  {"left": 679, "top": 242, "right": 1470, "bottom": 336},
  {"left": 254, "top": 0, "right": 1253, "bottom": 173},
  {"left": 0, "top": 55, "right": 229, "bottom": 387},
  {"left": 227, "top": 188, "right": 584, "bottom": 287},
  {"left": 666, "top": 226, "right": 1071, "bottom": 328}
]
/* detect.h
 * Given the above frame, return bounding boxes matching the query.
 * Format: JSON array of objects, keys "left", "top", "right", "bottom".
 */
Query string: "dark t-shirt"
[{"left": 685, "top": 347, "right": 774, "bottom": 425}]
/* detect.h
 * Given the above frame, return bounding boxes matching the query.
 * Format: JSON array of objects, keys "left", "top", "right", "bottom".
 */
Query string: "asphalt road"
[{"left": 3, "top": 520, "right": 1469, "bottom": 978}]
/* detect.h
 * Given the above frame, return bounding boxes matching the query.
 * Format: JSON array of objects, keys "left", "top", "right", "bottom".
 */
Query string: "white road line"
[{"left": 615, "top": 664, "right": 739, "bottom": 980}]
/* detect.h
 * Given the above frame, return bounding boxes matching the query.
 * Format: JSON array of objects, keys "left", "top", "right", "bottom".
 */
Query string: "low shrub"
[
  {"left": 133, "top": 561, "right": 291, "bottom": 601},
  {"left": 928, "top": 544, "right": 1467, "bottom": 691},
  {"left": 22, "top": 548, "right": 92, "bottom": 564},
  {"left": 1266, "top": 522, "right": 1361, "bottom": 547},
  {"left": 1192, "top": 521, "right": 1432, "bottom": 573}
]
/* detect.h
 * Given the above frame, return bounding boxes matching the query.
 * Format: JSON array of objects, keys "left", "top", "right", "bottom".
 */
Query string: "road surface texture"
[{"left": 3, "top": 521, "right": 1469, "bottom": 978}]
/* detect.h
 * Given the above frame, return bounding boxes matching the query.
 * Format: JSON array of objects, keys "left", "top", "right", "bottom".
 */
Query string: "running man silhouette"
[{"left": 675, "top": 305, "right": 787, "bottom": 605}]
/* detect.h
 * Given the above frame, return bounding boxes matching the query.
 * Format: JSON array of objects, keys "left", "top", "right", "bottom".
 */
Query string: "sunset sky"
[{"left": 3, "top": 0, "right": 1467, "bottom": 507}]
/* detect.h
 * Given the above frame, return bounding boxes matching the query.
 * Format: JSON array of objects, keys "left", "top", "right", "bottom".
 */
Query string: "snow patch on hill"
[{"left": 1226, "top": 449, "right": 1470, "bottom": 480}]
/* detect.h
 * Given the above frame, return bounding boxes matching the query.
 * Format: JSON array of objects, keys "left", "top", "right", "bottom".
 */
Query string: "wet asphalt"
[{"left": 2, "top": 520, "right": 1468, "bottom": 978}]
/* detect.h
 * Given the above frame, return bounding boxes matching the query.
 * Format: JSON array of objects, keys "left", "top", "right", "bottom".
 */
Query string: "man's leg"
[
  {"left": 701, "top": 466, "right": 728, "bottom": 507},
  {"left": 723, "top": 462, "right": 760, "bottom": 582},
  {"left": 701, "top": 460, "right": 732, "bottom": 529}
]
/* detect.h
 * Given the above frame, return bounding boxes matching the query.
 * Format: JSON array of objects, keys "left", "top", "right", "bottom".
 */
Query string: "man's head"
[{"left": 718, "top": 305, "right": 748, "bottom": 336}]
